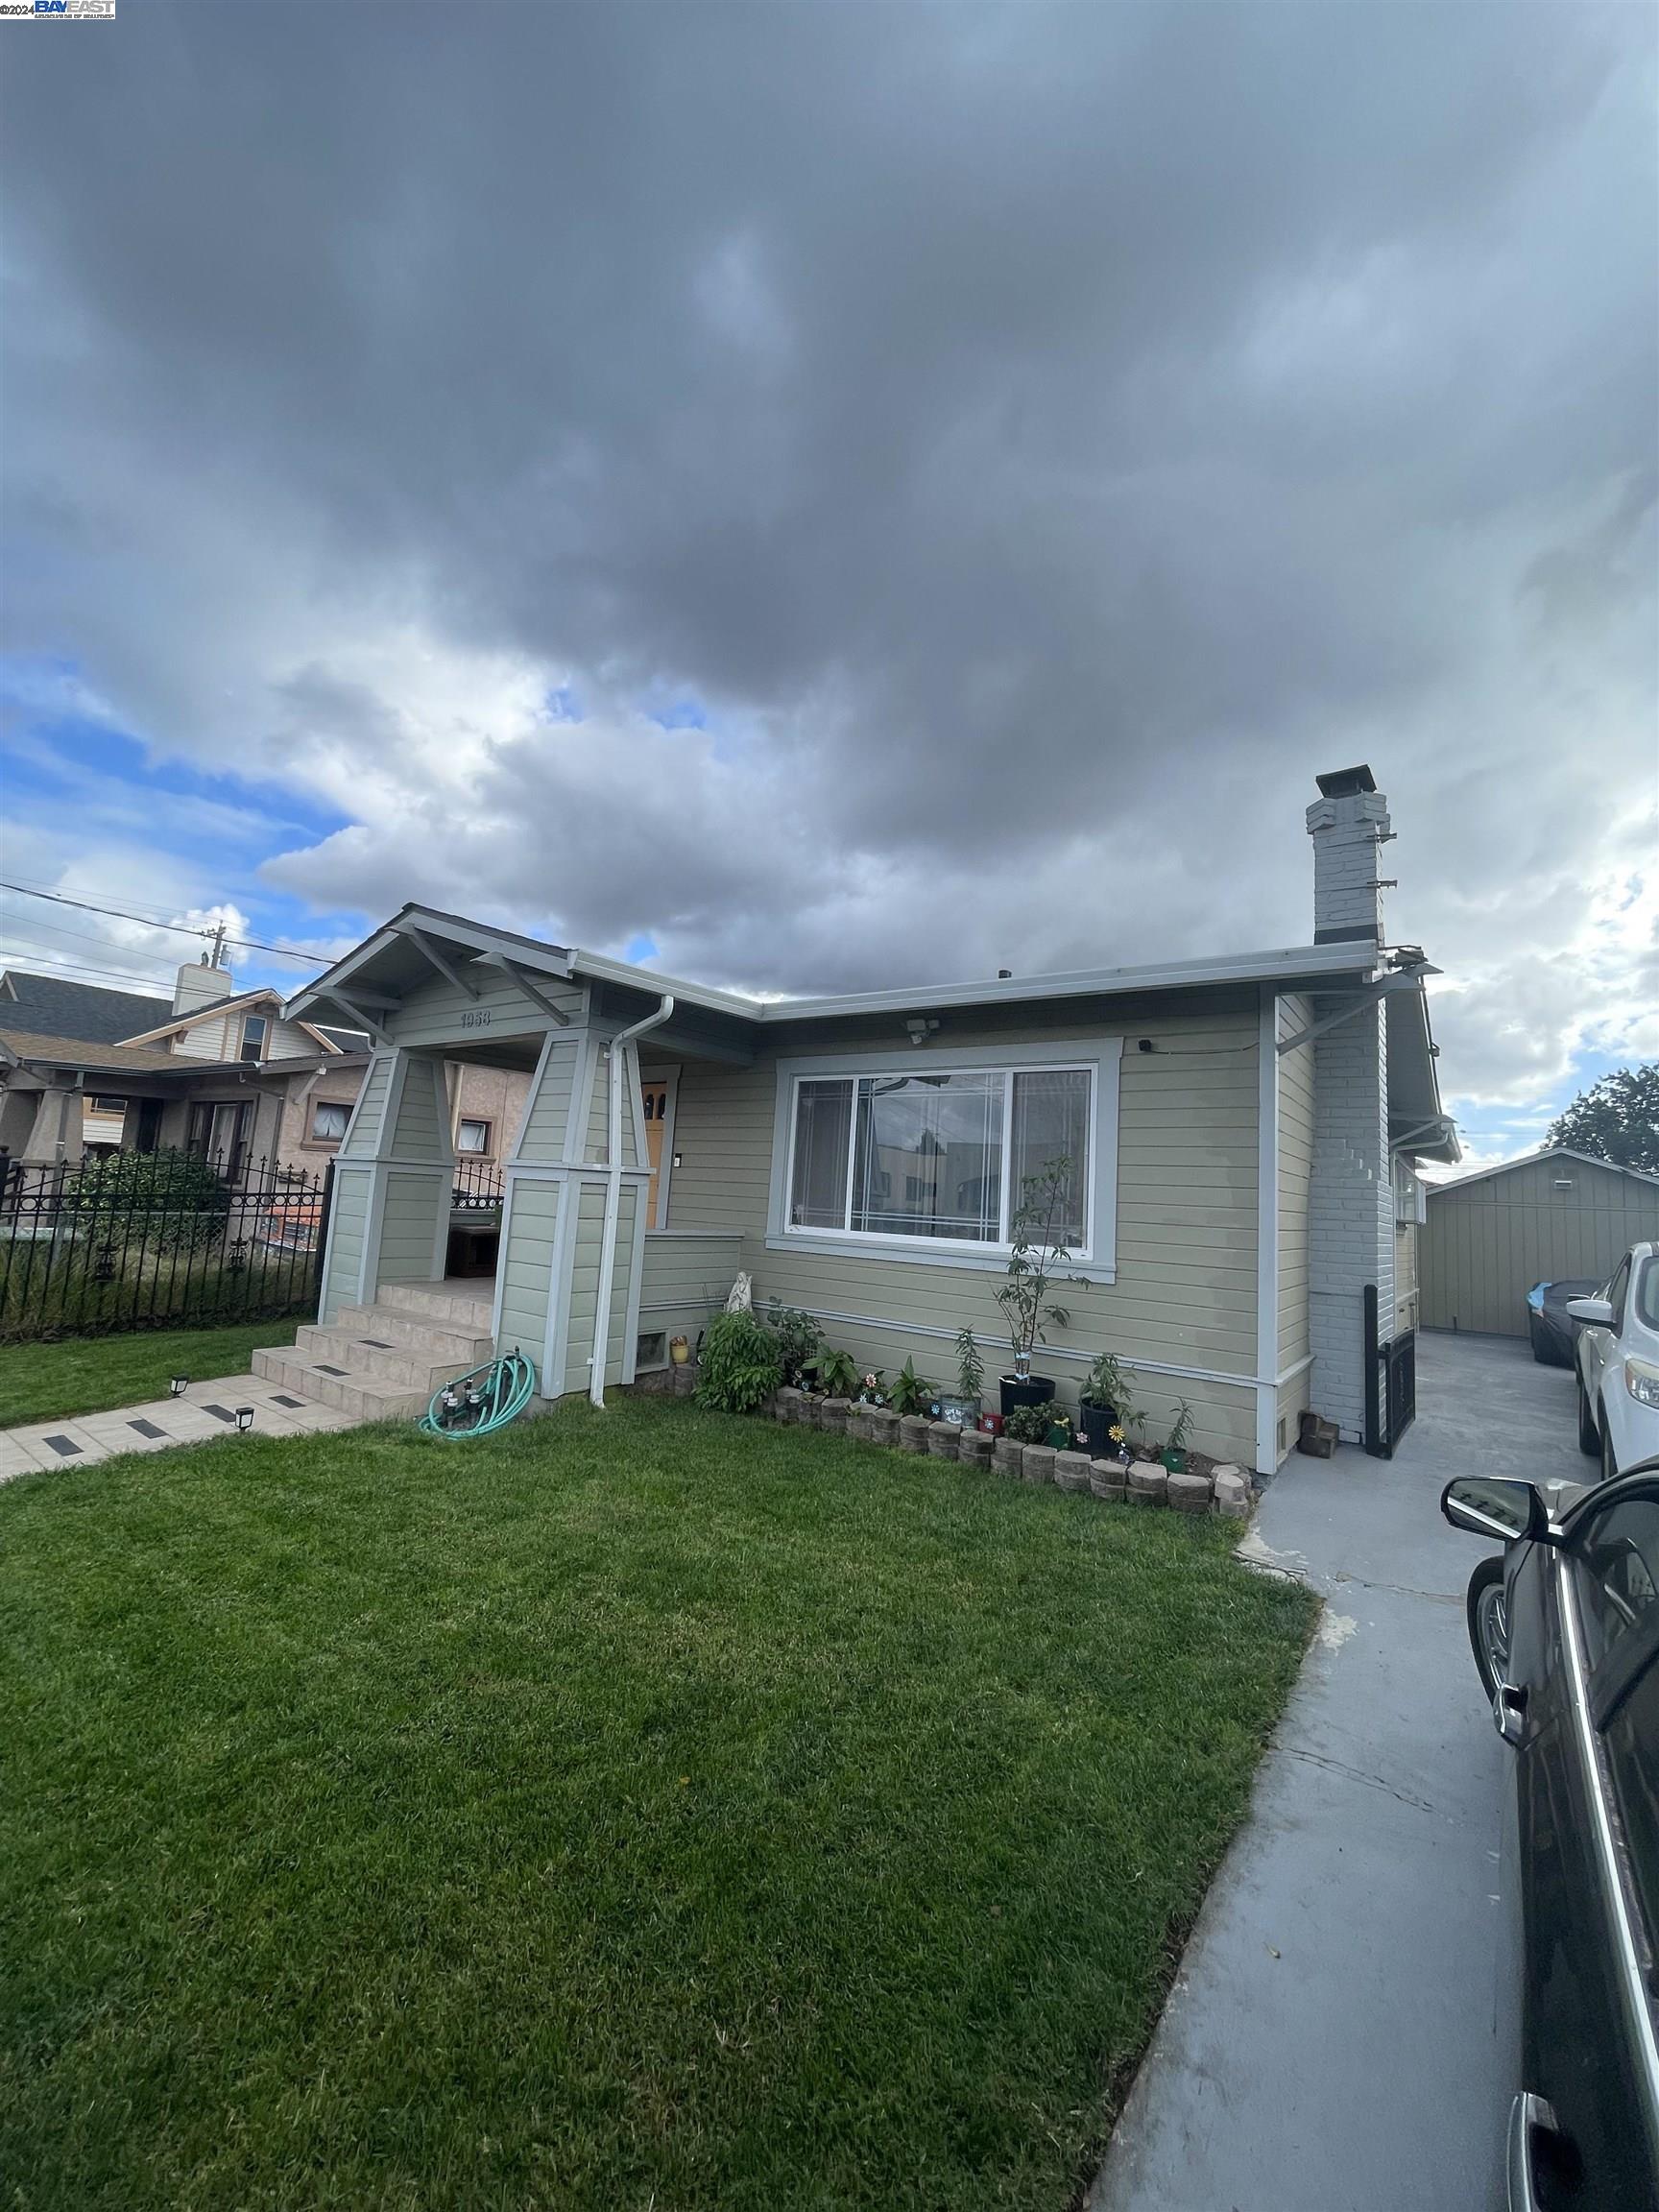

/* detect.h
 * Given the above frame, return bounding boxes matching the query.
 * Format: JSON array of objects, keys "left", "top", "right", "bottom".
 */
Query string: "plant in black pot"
[
  {"left": 1077, "top": 1350, "right": 1135, "bottom": 1458},
  {"left": 995, "top": 1156, "right": 1079, "bottom": 1417}
]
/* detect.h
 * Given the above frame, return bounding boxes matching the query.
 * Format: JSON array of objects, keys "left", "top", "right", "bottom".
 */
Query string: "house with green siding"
[{"left": 284, "top": 766, "right": 1455, "bottom": 1472}]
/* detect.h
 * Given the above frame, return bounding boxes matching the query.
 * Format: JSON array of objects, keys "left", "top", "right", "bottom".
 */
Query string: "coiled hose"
[{"left": 419, "top": 1351, "right": 537, "bottom": 1440}]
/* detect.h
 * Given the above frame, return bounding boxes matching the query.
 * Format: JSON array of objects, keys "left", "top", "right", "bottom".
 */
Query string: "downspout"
[{"left": 589, "top": 994, "right": 674, "bottom": 1407}]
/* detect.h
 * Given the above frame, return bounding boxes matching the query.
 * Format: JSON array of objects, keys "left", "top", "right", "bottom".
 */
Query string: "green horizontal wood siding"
[{"left": 655, "top": 992, "right": 1263, "bottom": 1463}]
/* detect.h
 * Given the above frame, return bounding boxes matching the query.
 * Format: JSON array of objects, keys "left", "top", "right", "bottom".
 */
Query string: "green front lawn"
[
  {"left": 0, "top": 1319, "right": 301, "bottom": 1429},
  {"left": 1, "top": 1398, "right": 1313, "bottom": 2211}
]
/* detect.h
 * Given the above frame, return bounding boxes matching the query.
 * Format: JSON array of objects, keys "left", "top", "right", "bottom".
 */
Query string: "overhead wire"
[{"left": 0, "top": 879, "right": 330, "bottom": 964}]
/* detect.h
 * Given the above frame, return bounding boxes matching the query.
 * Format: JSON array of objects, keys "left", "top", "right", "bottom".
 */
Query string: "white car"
[{"left": 1570, "top": 1241, "right": 1659, "bottom": 1479}]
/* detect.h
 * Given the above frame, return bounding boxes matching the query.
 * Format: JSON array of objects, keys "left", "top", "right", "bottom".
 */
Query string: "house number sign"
[{"left": 460, "top": 1008, "right": 494, "bottom": 1030}]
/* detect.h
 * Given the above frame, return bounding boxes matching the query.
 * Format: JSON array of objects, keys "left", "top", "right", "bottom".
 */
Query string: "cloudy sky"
[{"left": 1, "top": 2, "right": 1653, "bottom": 1166}]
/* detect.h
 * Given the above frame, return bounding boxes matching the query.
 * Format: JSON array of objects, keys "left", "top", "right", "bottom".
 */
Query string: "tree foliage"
[{"left": 1544, "top": 1066, "right": 1659, "bottom": 1176}]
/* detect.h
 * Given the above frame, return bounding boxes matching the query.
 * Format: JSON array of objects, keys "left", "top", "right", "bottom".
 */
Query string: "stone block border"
[{"left": 742, "top": 1383, "right": 1256, "bottom": 1524}]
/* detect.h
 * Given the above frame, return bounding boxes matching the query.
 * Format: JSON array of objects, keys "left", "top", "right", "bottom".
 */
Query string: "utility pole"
[{"left": 207, "top": 921, "right": 228, "bottom": 970}]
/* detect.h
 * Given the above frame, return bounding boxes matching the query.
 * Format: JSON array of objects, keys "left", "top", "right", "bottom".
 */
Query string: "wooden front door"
[{"left": 640, "top": 1082, "right": 668, "bottom": 1226}]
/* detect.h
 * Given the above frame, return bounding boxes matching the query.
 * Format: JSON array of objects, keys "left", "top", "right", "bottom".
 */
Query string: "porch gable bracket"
[
  {"left": 478, "top": 956, "right": 571, "bottom": 1026},
  {"left": 400, "top": 926, "right": 482, "bottom": 1002}
]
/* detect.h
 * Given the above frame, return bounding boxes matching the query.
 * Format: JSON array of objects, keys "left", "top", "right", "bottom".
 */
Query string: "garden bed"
[{"left": 1, "top": 1395, "right": 1313, "bottom": 2210}]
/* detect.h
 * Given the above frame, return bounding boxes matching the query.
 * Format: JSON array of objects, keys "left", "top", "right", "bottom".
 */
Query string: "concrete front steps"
[{"left": 252, "top": 1280, "right": 496, "bottom": 1422}]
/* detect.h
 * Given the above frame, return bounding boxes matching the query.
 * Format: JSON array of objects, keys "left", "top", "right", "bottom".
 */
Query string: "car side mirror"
[
  {"left": 1441, "top": 1476, "right": 1547, "bottom": 1543},
  {"left": 1566, "top": 1296, "right": 1614, "bottom": 1327}
]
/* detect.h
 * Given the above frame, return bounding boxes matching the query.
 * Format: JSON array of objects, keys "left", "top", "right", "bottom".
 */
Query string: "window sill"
[{"left": 764, "top": 1231, "right": 1115, "bottom": 1286}]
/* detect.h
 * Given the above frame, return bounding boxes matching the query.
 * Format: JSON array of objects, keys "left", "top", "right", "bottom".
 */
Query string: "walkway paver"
[
  {"left": 0, "top": 1369, "right": 356, "bottom": 1481},
  {"left": 1089, "top": 1330, "right": 1582, "bottom": 2212}
]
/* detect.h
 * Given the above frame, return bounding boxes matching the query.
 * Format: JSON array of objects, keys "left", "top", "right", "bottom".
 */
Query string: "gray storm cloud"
[{"left": 1, "top": 2, "right": 1654, "bottom": 1118}]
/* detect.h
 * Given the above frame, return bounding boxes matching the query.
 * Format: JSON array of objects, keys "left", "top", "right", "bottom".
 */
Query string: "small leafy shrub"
[
  {"left": 765, "top": 1302, "right": 824, "bottom": 1388},
  {"left": 811, "top": 1347, "right": 860, "bottom": 1399},
  {"left": 1166, "top": 1398, "right": 1195, "bottom": 1453},
  {"left": 1003, "top": 1401, "right": 1058, "bottom": 1445},
  {"left": 695, "top": 1310, "right": 784, "bottom": 1414},
  {"left": 889, "top": 1357, "right": 933, "bottom": 1417}
]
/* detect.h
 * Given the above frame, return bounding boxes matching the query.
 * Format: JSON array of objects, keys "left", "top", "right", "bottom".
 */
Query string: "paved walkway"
[
  {"left": 0, "top": 1367, "right": 355, "bottom": 1481},
  {"left": 1090, "top": 1330, "right": 1583, "bottom": 2212}
]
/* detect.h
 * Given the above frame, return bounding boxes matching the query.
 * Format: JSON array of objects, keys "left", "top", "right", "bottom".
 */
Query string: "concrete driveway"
[{"left": 1090, "top": 1330, "right": 1585, "bottom": 2212}]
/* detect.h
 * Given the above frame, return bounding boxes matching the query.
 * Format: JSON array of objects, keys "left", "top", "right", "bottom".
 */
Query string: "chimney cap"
[{"left": 1315, "top": 763, "right": 1378, "bottom": 799}]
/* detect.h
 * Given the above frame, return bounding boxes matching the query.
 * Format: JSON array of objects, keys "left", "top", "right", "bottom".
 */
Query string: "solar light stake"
[
  {"left": 169, "top": 1377, "right": 189, "bottom": 1397},
  {"left": 234, "top": 1407, "right": 255, "bottom": 1432}
]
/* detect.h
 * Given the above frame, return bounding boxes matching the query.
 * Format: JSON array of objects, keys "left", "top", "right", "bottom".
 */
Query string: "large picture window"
[{"left": 785, "top": 1065, "right": 1093, "bottom": 1251}]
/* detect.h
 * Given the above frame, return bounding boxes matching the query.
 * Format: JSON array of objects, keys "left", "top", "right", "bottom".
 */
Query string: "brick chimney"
[
  {"left": 172, "top": 956, "right": 237, "bottom": 1018},
  {"left": 1305, "top": 764, "right": 1395, "bottom": 1445},
  {"left": 1306, "top": 763, "right": 1391, "bottom": 947}
]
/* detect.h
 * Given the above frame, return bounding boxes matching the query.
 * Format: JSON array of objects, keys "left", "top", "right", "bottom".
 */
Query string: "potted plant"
[
  {"left": 889, "top": 1357, "right": 933, "bottom": 1419},
  {"left": 938, "top": 1326, "right": 984, "bottom": 1427},
  {"left": 1077, "top": 1350, "right": 1133, "bottom": 1457},
  {"left": 1162, "top": 1399, "right": 1195, "bottom": 1475},
  {"left": 995, "top": 1157, "right": 1077, "bottom": 1417}
]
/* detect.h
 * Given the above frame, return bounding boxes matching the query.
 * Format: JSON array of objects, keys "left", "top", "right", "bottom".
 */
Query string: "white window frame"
[
  {"left": 455, "top": 1115, "right": 493, "bottom": 1156},
  {"left": 1394, "top": 1156, "right": 1426, "bottom": 1227},
  {"left": 765, "top": 1039, "right": 1121, "bottom": 1283},
  {"left": 310, "top": 1098, "right": 353, "bottom": 1144}
]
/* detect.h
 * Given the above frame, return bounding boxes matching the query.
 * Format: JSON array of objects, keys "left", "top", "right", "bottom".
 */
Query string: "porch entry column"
[
  {"left": 493, "top": 1022, "right": 655, "bottom": 1400},
  {"left": 317, "top": 1050, "right": 454, "bottom": 1322}
]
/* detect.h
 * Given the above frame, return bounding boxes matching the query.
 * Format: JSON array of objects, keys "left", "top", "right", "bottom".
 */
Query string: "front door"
[{"left": 640, "top": 1081, "right": 668, "bottom": 1226}]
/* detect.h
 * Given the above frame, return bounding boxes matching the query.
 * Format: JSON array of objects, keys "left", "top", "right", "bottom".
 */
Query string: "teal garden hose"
[{"left": 419, "top": 1351, "right": 537, "bottom": 1440}]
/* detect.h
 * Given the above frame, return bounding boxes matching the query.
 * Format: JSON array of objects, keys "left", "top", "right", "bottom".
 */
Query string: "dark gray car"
[{"left": 1444, "top": 1461, "right": 1659, "bottom": 2210}]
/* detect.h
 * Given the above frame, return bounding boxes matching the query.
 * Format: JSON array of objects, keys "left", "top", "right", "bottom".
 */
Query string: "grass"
[
  {"left": 0, "top": 1398, "right": 1314, "bottom": 2211},
  {"left": 0, "top": 1319, "right": 302, "bottom": 1429}
]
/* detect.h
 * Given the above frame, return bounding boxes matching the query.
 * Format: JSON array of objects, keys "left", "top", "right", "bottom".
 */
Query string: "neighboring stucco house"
[
  {"left": 284, "top": 766, "right": 1455, "bottom": 1472},
  {"left": 0, "top": 959, "right": 530, "bottom": 1180},
  {"left": 1421, "top": 1145, "right": 1659, "bottom": 1337}
]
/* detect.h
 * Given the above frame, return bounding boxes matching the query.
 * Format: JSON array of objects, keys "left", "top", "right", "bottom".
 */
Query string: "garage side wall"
[{"left": 1421, "top": 1155, "right": 1659, "bottom": 1337}]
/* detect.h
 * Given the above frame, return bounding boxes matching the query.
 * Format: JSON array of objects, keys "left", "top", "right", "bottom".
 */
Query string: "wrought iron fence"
[
  {"left": 1363, "top": 1282, "right": 1418, "bottom": 1458},
  {"left": 451, "top": 1154, "right": 505, "bottom": 1212},
  {"left": 0, "top": 1149, "right": 334, "bottom": 1341}
]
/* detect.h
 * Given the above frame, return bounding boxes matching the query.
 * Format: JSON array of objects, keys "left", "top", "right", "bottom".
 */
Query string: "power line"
[
  {"left": 0, "top": 881, "right": 329, "bottom": 965},
  {"left": 2, "top": 913, "right": 181, "bottom": 967},
  {"left": 0, "top": 950, "right": 177, "bottom": 996}
]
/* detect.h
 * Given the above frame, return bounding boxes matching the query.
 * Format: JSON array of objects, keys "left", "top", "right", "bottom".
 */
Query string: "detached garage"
[{"left": 1421, "top": 1145, "right": 1659, "bottom": 1337}]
